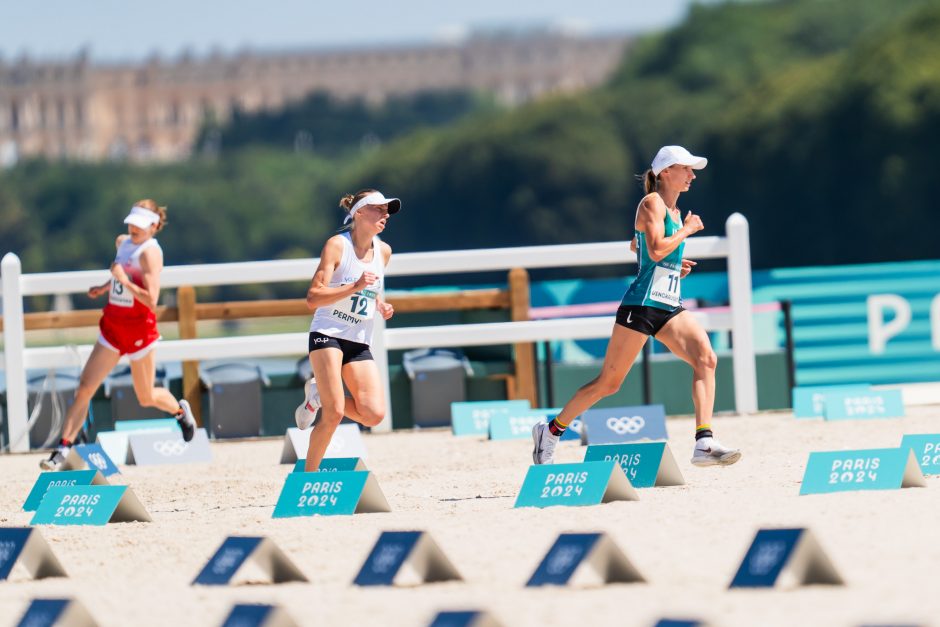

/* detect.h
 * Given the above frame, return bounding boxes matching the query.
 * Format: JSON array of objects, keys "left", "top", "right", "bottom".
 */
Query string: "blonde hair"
[
  {"left": 133, "top": 198, "right": 168, "bottom": 233},
  {"left": 338, "top": 189, "right": 379, "bottom": 231}
]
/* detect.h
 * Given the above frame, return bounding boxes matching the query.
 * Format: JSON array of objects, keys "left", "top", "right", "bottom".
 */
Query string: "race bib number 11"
[{"left": 649, "top": 265, "right": 680, "bottom": 307}]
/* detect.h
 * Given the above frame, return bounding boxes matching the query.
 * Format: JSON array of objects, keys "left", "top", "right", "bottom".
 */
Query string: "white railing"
[{"left": 1, "top": 213, "right": 755, "bottom": 451}]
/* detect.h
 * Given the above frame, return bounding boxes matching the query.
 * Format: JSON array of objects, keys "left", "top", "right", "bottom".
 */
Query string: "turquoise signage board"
[
  {"left": 791, "top": 385, "right": 871, "bottom": 418},
  {"left": 822, "top": 390, "right": 905, "bottom": 420},
  {"left": 31, "top": 485, "right": 130, "bottom": 525},
  {"left": 292, "top": 457, "right": 366, "bottom": 473},
  {"left": 901, "top": 434, "right": 940, "bottom": 475},
  {"left": 273, "top": 470, "right": 390, "bottom": 517},
  {"left": 800, "top": 448, "right": 925, "bottom": 495},
  {"left": 514, "top": 461, "right": 638, "bottom": 508},
  {"left": 450, "top": 400, "right": 530, "bottom": 436},
  {"left": 23, "top": 470, "right": 102, "bottom": 512},
  {"left": 583, "top": 442, "right": 684, "bottom": 488},
  {"left": 273, "top": 471, "right": 366, "bottom": 517},
  {"left": 489, "top": 409, "right": 559, "bottom": 441},
  {"left": 114, "top": 418, "right": 180, "bottom": 432}
]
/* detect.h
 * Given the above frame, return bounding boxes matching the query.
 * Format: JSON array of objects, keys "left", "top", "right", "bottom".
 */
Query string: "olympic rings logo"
[
  {"left": 152, "top": 439, "right": 189, "bottom": 456},
  {"left": 546, "top": 546, "right": 584, "bottom": 575},
  {"left": 87, "top": 452, "right": 108, "bottom": 469},
  {"left": 0, "top": 541, "right": 17, "bottom": 563},
  {"left": 606, "top": 415, "right": 646, "bottom": 435},
  {"left": 748, "top": 541, "right": 787, "bottom": 576}
]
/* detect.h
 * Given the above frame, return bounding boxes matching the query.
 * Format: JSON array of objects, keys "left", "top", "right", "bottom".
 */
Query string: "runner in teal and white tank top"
[
  {"left": 530, "top": 145, "right": 742, "bottom": 470},
  {"left": 621, "top": 205, "right": 685, "bottom": 311}
]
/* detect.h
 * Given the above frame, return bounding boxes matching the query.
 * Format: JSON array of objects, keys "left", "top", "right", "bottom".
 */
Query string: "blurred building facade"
[{"left": 0, "top": 31, "right": 629, "bottom": 164}]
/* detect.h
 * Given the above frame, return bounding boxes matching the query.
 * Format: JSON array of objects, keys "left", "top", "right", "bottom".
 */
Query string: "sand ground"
[{"left": 2, "top": 406, "right": 939, "bottom": 627}]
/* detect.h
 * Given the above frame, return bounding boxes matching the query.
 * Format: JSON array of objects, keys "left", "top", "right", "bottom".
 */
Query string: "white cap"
[
  {"left": 123, "top": 205, "right": 161, "bottom": 229},
  {"left": 651, "top": 145, "right": 707, "bottom": 176},
  {"left": 345, "top": 191, "right": 402, "bottom": 224}
]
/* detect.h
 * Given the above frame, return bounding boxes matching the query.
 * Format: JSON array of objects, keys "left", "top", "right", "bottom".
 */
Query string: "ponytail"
[{"left": 643, "top": 169, "right": 658, "bottom": 195}]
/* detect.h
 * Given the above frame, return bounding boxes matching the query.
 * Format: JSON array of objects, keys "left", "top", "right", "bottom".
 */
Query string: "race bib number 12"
[{"left": 333, "top": 288, "right": 377, "bottom": 322}]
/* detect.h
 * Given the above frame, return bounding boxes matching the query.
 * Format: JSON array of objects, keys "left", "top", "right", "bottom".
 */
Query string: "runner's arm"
[
  {"left": 305, "top": 236, "right": 376, "bottom": 310},
  {"left": 635, "top": 194, "right": 700, "bottom": 262},
  {"left": 113, "top": 246, "right": 162, "bottom": 311}
]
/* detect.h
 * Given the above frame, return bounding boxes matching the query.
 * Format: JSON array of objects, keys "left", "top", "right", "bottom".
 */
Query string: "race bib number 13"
[
  {"left": 108, "top": 278, "right": 134, "bottom": 307},
  {"left": 649, "top": 265, "right": 681, "bottom": 307}
]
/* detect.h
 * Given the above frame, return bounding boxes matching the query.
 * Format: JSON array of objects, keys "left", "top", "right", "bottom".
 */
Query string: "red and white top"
[{"left": 103, "top": 237, "right": 162, "bottom": 319}]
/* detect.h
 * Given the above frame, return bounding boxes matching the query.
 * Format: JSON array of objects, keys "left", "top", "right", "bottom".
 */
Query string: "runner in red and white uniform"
[{"left": 40, "top": 200, "right": 196, "bottom": 470}]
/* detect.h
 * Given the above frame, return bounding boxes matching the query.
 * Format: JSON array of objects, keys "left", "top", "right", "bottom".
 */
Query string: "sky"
[{"left": 1, "top": 0, "right": 697, "bottom": 62}]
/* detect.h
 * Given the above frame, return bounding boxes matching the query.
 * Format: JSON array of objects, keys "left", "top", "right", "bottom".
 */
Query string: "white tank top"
[
  {"left": 309, "top": 233, "right": 385, "bottom": 345},
  {"left": 107, "top": 237, "right": 161, "bottom": 310}
]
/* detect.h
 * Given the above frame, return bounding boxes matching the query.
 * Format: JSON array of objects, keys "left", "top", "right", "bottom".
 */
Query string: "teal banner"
[
  {"left": 489, "top": 409, "right": 559, "bottom": 441},
  {"left": 450, "top": 400, "right": 530, "bottom": 436},
  {"left": 584, "top": 442, "right": 665, "bottom": 488},
  {"left": 800, "top": 448, "right": 921, "bottom": 495},
  {"left": 31, "top": 486, "right": 128, "bottom": 525},
  {"left": 901, "top": 434, "right": 940, "bottom": 475},
  {"left": 273, "top": 471, "right": 369, "bottom": 517},
  {"left": 791, "top": 385, "right": 871, "bottom": 418},
  {"left": 292, "top": 457, "right": 365, "bottom": 473},
  {"left": 822, "top": 390, "right": 905, "bottom": 420},
  {"left": 23, "top": 470, "right": 101, "bottom": 512},
  {"left": 514, "top": 461, "right": 637, "bottom": 508}
]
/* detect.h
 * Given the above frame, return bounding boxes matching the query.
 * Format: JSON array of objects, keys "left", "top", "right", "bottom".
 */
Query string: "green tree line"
[{"left": 1, "top": 0, "right": 938, "bottom": 281}]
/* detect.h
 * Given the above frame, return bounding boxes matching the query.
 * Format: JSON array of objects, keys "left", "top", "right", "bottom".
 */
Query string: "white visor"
[
  {"left": 124, "top": 206, "right": 160, "bottom": 229},
  {"left": 651, "top": 145, "right": 708, "bottom": 176},
  {"left": 344, "top": 191, "right": 401, "bottom": 224}
]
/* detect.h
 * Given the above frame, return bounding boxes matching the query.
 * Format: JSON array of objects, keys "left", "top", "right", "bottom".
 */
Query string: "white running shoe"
[
  {"left": 294, "top": 378, "right": 322, "bottom": 430},
  {"left": 531, "top": 421, "right": 559, "bottom": 465},
  {"left": 691, "top": 436, "right": 742, "bottom": 467},
  {"left": 177, "top": 399, "right": 197, "bottom": 442},
  {"left": 39, "top": 447, "right": 69, "bottom": 471}
]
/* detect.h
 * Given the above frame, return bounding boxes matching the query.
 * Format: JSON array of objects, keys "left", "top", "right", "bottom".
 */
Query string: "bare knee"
[
  {"left": 73, "top": 381, "right": 98, "bottom": 404},
  {"left": 585, "top": 376, "right": 622, "bottom": 400},
  {"left": 318, "top": 404, "right": 345, "bottom": 428},
  {"left": 694, "top": 348, "right": 718, "bottom": 373},
  {"left": 356, "top": 400, "right": 386, "bottom": 427}
]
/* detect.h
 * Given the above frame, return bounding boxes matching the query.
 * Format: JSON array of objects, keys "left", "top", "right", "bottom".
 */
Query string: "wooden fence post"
[
  {"left": 176, "top": 285, "right": 202, "bottom": 426},
  {"left": 508, "top": 268, "right": 538, "bottom": 407}
]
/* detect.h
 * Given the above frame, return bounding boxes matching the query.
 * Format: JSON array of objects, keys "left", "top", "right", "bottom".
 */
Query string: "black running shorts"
[
  {"left": 615, "top": 305, "right": 685, "bottom": 337},
  {"left": 308, "top": 332, "right": 373, "bottom": 364}
]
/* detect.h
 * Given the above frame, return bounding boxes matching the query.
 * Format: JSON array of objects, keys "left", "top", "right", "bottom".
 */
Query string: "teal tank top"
[{"left": 620, "top": 207, "right": 684, "bottom": 311}]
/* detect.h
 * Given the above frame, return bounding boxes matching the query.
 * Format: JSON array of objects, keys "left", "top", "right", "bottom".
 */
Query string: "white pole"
[
  {"left": 2, "top": 253, "right": 30, "bottom": 452},
  {"left": 726, "top": 213, "right": 758, "bottom": 413},
  {"left": 371, "top": 314, "right": 393, "bottom": 433}
]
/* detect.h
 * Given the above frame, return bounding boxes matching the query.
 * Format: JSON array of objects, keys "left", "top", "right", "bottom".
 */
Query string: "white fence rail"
[{"left": 1, "top": 213, "right": 755, "bottom": 452}]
